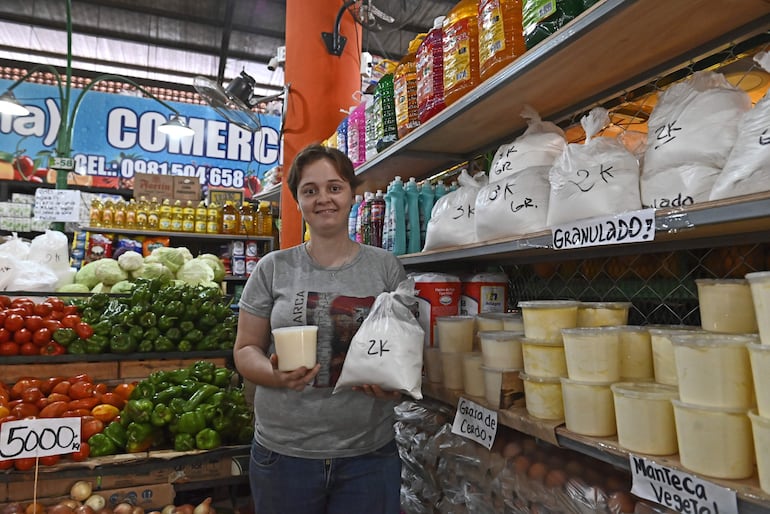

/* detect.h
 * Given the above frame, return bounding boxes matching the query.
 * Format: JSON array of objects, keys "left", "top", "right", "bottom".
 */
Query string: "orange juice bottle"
[
  {"left": 443, "top": 0, "right": 480, "bottom": 106},
  {"left": 222, "top": 201, "right": 240, "bottom": 235},
  {"left": 478, "top": 0, "right": 525, "bottom": 82},
  {"left": 394, "top": 33, "right": 426, "bottom": 139}
]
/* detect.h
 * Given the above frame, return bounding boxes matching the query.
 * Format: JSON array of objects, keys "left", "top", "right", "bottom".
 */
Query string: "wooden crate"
[
  {"left": 0, "top": 361, "right": 119, "bottom": 383},
  {"left": 119, "top": 357, "right": 226, "bottom": 381}
]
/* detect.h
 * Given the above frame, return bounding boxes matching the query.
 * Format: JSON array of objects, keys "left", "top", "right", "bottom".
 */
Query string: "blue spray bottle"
[
  {"left": 405, "top": 177, "right": 421, "bottom": 254},
  {"left": 418, "top": 182, "right": 435, "bottom": 249},
  {"left": 389, "top": 176, "right": 407, "bottom": 255}
]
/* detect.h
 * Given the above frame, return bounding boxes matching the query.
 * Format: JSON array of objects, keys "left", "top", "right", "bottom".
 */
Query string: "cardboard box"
[
  {"left": 101, "top": 483, "right": 175, "bottom": 509},
  {"left": 173, "top": 176, "right": 202, "bottom": 202},
  {"left": 133, "top": 174, "right": 201, "bottom": 202}
]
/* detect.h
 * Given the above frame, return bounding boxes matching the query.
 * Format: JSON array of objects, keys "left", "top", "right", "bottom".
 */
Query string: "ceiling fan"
[{"left": 194, "top": 71, "right": 290, "bottom": 133}]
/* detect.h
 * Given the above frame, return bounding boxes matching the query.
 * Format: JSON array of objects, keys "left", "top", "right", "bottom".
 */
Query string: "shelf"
[
  {"left": 0, "top": 179, "right": 133, "bottom": 199},
  {"left": 421, "top": 383, "right": 770, "bottom": 514},
  {"left": 81, "top": 226, "right": 274, "bottom": 242},
  {"left": 0, "top": 349, "right": 231, "bottom": 365},
  {"left": 354, "top": 0, "right": 770, "bottom": 190},
  {"left": 400, "top": 192, "right": 770, "bottom": 267}
]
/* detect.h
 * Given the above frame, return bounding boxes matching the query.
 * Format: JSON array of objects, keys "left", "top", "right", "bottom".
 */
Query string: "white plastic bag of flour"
[
  {"left": 488, "top": 105, "right": 567, "bottom": 184},
  {"left": 641, "top": 70, "right": 751, "bottom": 207},
  {"left": 334, "top": 278, "right": 424, "bottom": 399},
  {"left": 546, "top": 108, "right": 641, "bottom": 226},
  {"left": 423, "top": 170, "right": 487, "bottom": 251},
  {"left": 710, "top": 51, "right": 770, "bottom": 200}
]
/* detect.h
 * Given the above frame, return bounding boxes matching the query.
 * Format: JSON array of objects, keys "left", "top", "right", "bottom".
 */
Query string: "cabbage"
[
  {"left": 74, "top": 260, "right": 102, "bottom": 289},
  {"left": 95, "top": 258, "right": 128, "bottom": 286},
  {"left": 147, "top": 247, "right": 186, "bottom": 273},
  {"left": 176, "top": 258, "right": 215, "bottom": 285},
  {"left": 197, "top": 254, "right": 226, "bottom": 282},
  {"left": 200, "top": 281, "right": 223, "bottom": 291},
  {"left": 134, "top": 262, "right": 174, "bottom": 282},
  {"left": 91, "top": 282, "right": 112, "bottom": 293},
  {"left": 56, "top": 283, "right": 91, "bottom": 293},
  {"left": 178, "top": 247, "right": 194, "bottom": 262},
  {"left": 110, "top": 280, "right": 136, "bottom": 294},
  {"left": 117, "top": 251, "right": 144, "bottom": 272}
]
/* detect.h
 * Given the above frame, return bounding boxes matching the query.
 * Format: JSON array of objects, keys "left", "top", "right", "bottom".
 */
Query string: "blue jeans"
[{"left": 249, "top": 439, "right": 402, "bottom": 514}]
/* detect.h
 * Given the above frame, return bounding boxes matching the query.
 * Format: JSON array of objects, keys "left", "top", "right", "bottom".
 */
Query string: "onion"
[
  {"left": 47, "top": 505, "right": 75, "bottom": 514},
  {"left": 24, "top": 504, "right": 45, "bottom": 514},
  {"left": 84, "top": 495, "right": 106, "bottom": 512},
  {"left": 131, "top": 507, "right": 144, "bottom": 514},
  {"left": 60, "top": 501, "right": 81, "bottom": 511},
  {"left": 193, "top": 498, "right": 211, "bottom": 514},
  {"left": 74, "top": 505, "right": 95, "bottom": 514},
  {"left": 112, "top": 504, "right": 133, "bottom": 514},
  {"left": 172, "top": 505, "right": 194, "bottom": 514},
  {"left": 71, "top": 481, "right": 93, "bottom": 502},
  {"left": 3, "top": 503, "right": 25, "bottom": 514},
  {"left": 161, "top": 506, "right": 175, "bottom": 514}
]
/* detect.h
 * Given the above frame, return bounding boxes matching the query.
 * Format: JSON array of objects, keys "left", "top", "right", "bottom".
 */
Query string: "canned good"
[
  {"left": 232, "top": 256, "right": 246, "bottom": 277},
  {"left": 246, "top": 241, "right": 259, "bottom": 257},
  {"left": 245, "top": 256, "right": 259, "bottom": 276},
  {"left": 231, "top": 240, "right": 246, "bottom": 256}
]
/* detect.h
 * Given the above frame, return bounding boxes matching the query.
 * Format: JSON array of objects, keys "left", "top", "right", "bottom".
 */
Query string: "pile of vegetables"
[
  {"left": 89, "top": 361, "right": 253, "bottom": 456},
  {"left": 60, "top": 247, "right": 226, "bottom": 294},
  {"left": 0, "top": 373, "right": 133, "bottom": 469},
  {"left": 63, "top": 278, "right": 236, "bottom": 355}
]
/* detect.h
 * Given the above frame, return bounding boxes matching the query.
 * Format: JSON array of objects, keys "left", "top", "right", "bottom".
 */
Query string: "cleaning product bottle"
[
  {"left": 370, "top": 189, "right": 386, "bottom": 248},
  {"left": 419, "top": 182, "right": 435, "bottom": 249},
  {"left": 405, "top": 177, "right": 421, "bottom": 254},
  {"left": 374, "top": 71, "right": 399, "bottom": 152},
  {"left": 434, "top": 181, "right": 448, "bottom": 203},
  {"left": 171, "top": 199, "right": 184, "bottom": 232},
  {"left": 158, "top": 198, "right": 173, "bottom": 231},
  {"left": 394, "top": 33, "right": 427, "bottom": 139},
  {"left": 363, "top": 93, "right": 378, "bottom": 161},
  {"left": 478, "top": 0, "right": 525, "bottom": 82},
  {"left": 349, "top": 194, "right": 363, "bottom": 241},
  {"left": 347, "top": 102, "right": 367, "bottom": 168},
  {"left": 355, "top": 192, "right": 370, "bottom": 243},
  {"left": 336, "top": 116, "right": 348, "bottom": 157},
  {"left": 194, "top": 201, "right": 208, "bottom": 233},
  {"left": 182, "top": 200, "right": 196, "bottom": 233},
  {"left": 383, "top": 182, "right": 393, "bottom": 251},
  {"left": 450, "top": 180, "right": 460, "bottom": 192},
  {"left": 389, "top": 176, "right": 407, "bottom": 256},
  {"left": 417, "top": 16, "right": 447, "bottom": 124},
  {"left": 443, "top": 0, "right": 481, "bottom": 106}
]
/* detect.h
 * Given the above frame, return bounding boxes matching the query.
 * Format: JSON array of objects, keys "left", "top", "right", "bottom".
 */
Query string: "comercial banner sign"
[{"left": 0, "top": 79, "right": 281, "bottom": 198}]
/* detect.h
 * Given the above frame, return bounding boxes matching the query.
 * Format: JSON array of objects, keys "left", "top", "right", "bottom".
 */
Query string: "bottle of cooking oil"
[
  {"left": 258, "top": 201, "right": 273, "bottom": 237},
  {"left": 206, "top": 201, "right": 221, "bottom": 234},
  {"left": 89, "top": 198, "right": 103, "bottom": 227},
  {"left": 222, "top": 201, "right": 240, "bottom": 235},
  {"left": 113, "top": 199, "right": 126, "bottom": 228},
  {"left": 124, "top": 198, "right": 137, "bottom": 229},
  {"left": 158, "top": 198, "right": 173, "bottom": 231},
  {"left": 182, "top": 200, "right": 196, "bottom": 232},
  {"left": 147, "top": 197, "right": 160, "bottom": 230},
  {"left": 171, "top": 200, "right": 184, "bottom": 232},
  {"left": 136, "top": 196, "right": 149, "bottom": 230},
  {"left": 101, "top": 199, "right": 114, "bottom": 228},
  {"left": 194, "top": 201, "right": 208, "bottom": 233},
  {"left": 478, "top": 0, "right": 525, "bottom": 82},
  {"left": 443, "top": 0, "right": 481, "bottom": 106},
  {"left": 238, "top": 201, "right": 254, "bottom": 235}
]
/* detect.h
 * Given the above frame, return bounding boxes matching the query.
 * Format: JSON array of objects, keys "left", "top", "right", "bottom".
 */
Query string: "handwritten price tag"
[
  {"left": 33, "top": 189, "right": 81, "bottom": 222},
  {"left": 552, "top": 208, "right": 656, "bottom": 250},
  {"left": 451, "top": 397, "right": 498, "bottom": 450},
  {"left": 0, "top": 417, "right": 82, "bottom": 459}
]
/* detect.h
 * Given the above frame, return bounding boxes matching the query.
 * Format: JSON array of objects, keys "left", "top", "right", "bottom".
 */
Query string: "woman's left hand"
[{"left": 353, "top": 384, "right": 402, "bottom": 400}]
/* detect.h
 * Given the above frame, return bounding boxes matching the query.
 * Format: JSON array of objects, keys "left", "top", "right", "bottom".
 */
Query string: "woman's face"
[{"left": 297, "top": 157, "right": 354, "bottom": 236}]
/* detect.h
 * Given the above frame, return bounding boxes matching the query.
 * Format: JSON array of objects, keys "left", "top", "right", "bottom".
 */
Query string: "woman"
[{"left": 234, "top": 143, "right": 406, "bottom": 514}]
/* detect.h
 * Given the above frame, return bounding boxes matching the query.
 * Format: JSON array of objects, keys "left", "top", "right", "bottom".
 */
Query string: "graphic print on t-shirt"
[{"left": 306, "top": 292, "right": 375, "bottom": 387}]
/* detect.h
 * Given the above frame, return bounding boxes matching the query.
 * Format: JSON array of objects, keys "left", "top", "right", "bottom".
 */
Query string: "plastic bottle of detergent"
[
  {"left": 374, "top": 73, "right": 399, "bottom": 152},
  {"left": 346, "top": 102, "right": 367, "bottom": 168},
  {"left": 383, "top": 181, "right": 393, "bottom": 251},
  {"left": 349, "top": 194, "right": 363, "bottom": 241},
  {"left": 355, "top": 192, "right": 371, "bottom": 243},
  {"left": 336, "top": 116, "right": 348, "bottom": 157},
  {"left": 405, "top": 177, "right": 422, "bottom": 254},
  {"left": 419, "top": 182, "right": 435, "bottom": 249},
  {"left": 478, "top": 0, "right": 525, "bottom": 82},
  {"left": 363, "top": 93, "right": 378, "bottom": 161},
  {"left": 394, "top": 33, "right": 426, "bottom": 139},
  {"left": 389, "top": 177, "right": 407, "bottom": 255},
  {"left": 370, "top": 190, "right": 386, "bottom": 248},
  {"left": 434, "top": 181, "right": 448, "bottom": 204},
  {"left": 417, "top": 16, "right": 447, "bottom": 124},
  {"left": 443, "top": 0, "right": 481, "bottom": 106}
]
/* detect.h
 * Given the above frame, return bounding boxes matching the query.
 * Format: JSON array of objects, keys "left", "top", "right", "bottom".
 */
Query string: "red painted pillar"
[{"left": 280, "top": 0, "right": 362, "bottom": 249}]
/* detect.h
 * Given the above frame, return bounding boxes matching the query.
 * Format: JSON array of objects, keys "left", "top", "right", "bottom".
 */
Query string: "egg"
[
  {"left": 502, "top": 441, "right": 523, "bottom": 460},
  {"left": 608, "top": 491, "right": 637, "bottom": 513},
  {"left": 528, "top": 462, "right": 549, "bottom": 483},
  {"left": 513, "top": 455, "right": 531, "bottom": 476},
  {"left": 545, "top": 468, "right": 568, "bottom": 489}
]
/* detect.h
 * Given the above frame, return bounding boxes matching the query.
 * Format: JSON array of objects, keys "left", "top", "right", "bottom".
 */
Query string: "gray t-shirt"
[{"left": 239, "top": 242, "right": 407, "bottom": 459}]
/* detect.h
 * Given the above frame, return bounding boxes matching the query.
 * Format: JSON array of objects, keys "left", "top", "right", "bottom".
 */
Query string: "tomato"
[
  {"left": 40, "top": 377, "right": 65, "bottom": 395},
  {"left": 19, "top": 342, "right": 38, "bottom": 356},
  {"left": 13, "top": 328, "right": 32, "bottom": 345},
  {"left": 0, "top": 341, "right": 18, "bottom": 356},
  {"left": 61, "top": 314, "right": 81, "bottom": 328},
  {"left": 46, "top": 393, "right": 71, "bottom": 403},
  {"left": 11, "top": 402, "right": 38, "bottom": 418},
  {"left": 43, "top": 319, "right": 62, "bottom": 332},
  {"left": 33, "top": 302, "right": 53, "bottom": 317},
  {"left": 51, "top": 381, "right": 71, "bottom": 395},
  {"left": 4, "top": 313, "right": 24, "bottom": 332},
  {"left": 0, "top": 311, "right": 6, "bottom": 327},
  {"left": 32, "top": 328, "right": 52, "bottom": 346},
  {"left": 68, "top": 373, "right": 92, "bottom": 384},
  {"left": 0, "top": 328, "right": 10, "bottom": 344},
  {"left": 13, "top": 457, "right": 36, "bottom": 471},
  {"left": 11, "top": 378, "right": 42, "bottom": 398},
  {"left": 99, "top": 392, "right": 126, "bottom": 410},
  {"left": 46, "top": 297, "right": 65, "bottom": 311},
  {"left": 80, "top": 416, "right": 104, "bottom": 441},
  {"left": 74, "top": 322, "right": 94, "bottom": 340},
  {"left": 69, "top": 381, "right": 95, "bottom": 400},
  {"left": 24, "top": 315, "right": 44, "bottom": 332},
  {"left": 21, "top": 387, "right": 43, "bottom": 405},
  {"left": 39, "top": 454, "right": 60, "bottom": 466},
  {"left": 0, "top": 458, "right": 13, "bottom": 470},
  {"left": 112, "top": 383, "right": 136, "bottom": 402},
  {"left": 71, "top": 441, "right": 90, "bottom": 462},
  {"left": 0, "top": 295, "right": 11, "bottom": 308},
  {"left": 62, "top": 305, "right": 79, "bottom": 315}
]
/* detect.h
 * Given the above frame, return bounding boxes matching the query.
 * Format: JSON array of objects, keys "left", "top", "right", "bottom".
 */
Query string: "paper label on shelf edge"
[
  {"left": 0, "top": 417, "right": 81, "bottom": 459},
  {"left": 451, "top": 397, "right": 498, "bottom": 450},
  {"left": 552, "top": 208, "right": 656, "bottom": 250},
  {"left": 49, "top": 157, "right": 75, "bottom": 170},
  {"left": 629, "top": 455, "right": 738, "bottom": 514},
  {"left": 33, "top": 188, "right": 81, "bottom": 221}
]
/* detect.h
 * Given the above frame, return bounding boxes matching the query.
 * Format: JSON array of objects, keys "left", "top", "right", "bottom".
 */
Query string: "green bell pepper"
[
  {"left": 125, "top": 398, "right": 154, "bottom": 424},
  {"left": 88, "top": 432, "right": 118, "bottom": 457},
  {"left": 129, "top": 325, "right": 145, "bottom": 342},
  {"left": 178, "top": 339, "right": 192, "bottom": 352},
  {"left": 195, "top": 428, "right": 222, "bottom": 450},
  {"left": 52, "top": 328, "right": 76, "bottom": 346},
  {"left": 102, "top": 420, "right": 128, "bottom": 449},
  {"left": 164, "top": 300, "right": 184, "bottom": 318},
  {"left": 80, "top": 307, "right": 100, "bottom": 325},
  {"left": 191, "top": 361, "right": 216, "bottom": 383},
  {"left": 165, "top": 327, "right": 182, "bottom": 343},
  {"left": 139, "top": 311, "right": 157, "bottom": 328},
  {"left": 179, "top": 320, "right": 196, "bottom": 334},
  {"left": 129, "top": 381, "right": 156, "bottom": 400},
  {"left": 153, "top": 385, "right": 183, "bottom": 404},
  {"left": 150, "top": 403, "right": 174, "bottom": 427},
  {"left": 154, "top": 336, "right": 175, "bottom": 353},
  {"left": 169, "top": 397, "right": 187, "bottom": 416},
  {"left": 68, "top": 339, "right": 87, "bottom": 354},
  {"left": 165, "top": 369, "right": 191, "bottom": 385},
  {"left": 88, "top": 292, "right": 110, "bottom": 310},
  {"left": 177, "top": 410, "right": 206, "bottom": 435},
  {"left": 110, "top": 333, "right": 138, "bottom": 353},
  {"left": 84, "top": 334, "right": 109, "bottom": 354},
  {"left": 157, "top": 315, "right": 177, "bottom": 332},
  {"left": 138, "top": 339, "right": 154, "bottom": 353},
  {"left": 91, "top": 319, "right": 112, "bottom": 336},
  {"left": 125, "top": 421, "right": 158, "bottom": 453},
  {"left": 213, "top": 368, "right": 234, "bottom": 388},
  {"left": 183, "top": 384, "right": 219, "bottom": 411},
  {"left": 173, "top": 433, "right": 196, "bottom": 452}
]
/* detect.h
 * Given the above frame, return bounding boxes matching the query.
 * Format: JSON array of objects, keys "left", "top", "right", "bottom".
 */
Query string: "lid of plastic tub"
[
  {"left": 745, "top": 271, "right": 770, "bottom": 283},
  {"left": 477, "top": 311, "right": 521, "bottom": 319},
  {"left": 435, "top": 315, "right": 476, "bottom": 322},
  {"left": 670, "top": 332, "right": 758, "bottom": 348},
  {"left": 578, "top": 301, "right": 633, "bottom": 310},
  {"left": 748, "top": 409, "right": 770, "bottom": 428},
  {"left": 614, "top": 325, "right": 649, "bottom": 333},
  {"left": 561, "top": 326, "right": 621, "bottom": 336},
  {"left": 480, "top": 365, "right": 521, "bottom": 373},
  {"left": 671, "top": 398, "right": 749, "bottom": 415},
  {"left": 519, "top": 372, "right": 561, "bottom": 383},
  {"left": 272, "top": 325, "right": 318, "bottom": 334},
  {"left": 520, "top": 337, "right": 564, "bottom": 347},
  {"left": 518, "top": 300, "right": 580, "bottom": 309},
  {"left": 646, "top": 325, "right": 701, "bottom": 335},
  {"left": 477, "top": 330, "right": 524, "bottom": 340},
  {"left": 695, "top": 278, "right": 749, "bottom": 286},
  {"left": 748, "top": 342, "right": 770, "bottom": 354},
  {"left": 611, "top": 382, "right": 678, "bottom": 400},
  {"left": 560, "top": 376, "right": 616, "bottom": 387}
]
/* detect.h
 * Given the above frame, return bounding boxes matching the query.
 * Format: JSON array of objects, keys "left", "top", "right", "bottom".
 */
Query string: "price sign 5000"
[{"left": 0, "top": 418, "right": 82, "bottom": 459}]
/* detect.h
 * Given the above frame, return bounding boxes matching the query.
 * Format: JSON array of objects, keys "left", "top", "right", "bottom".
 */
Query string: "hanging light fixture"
[
  {"left": 158, "top": 114, "right": 195, "bottom": 138},
  {"left": 0, "top": 91, "right": 31, "bottom": 116}
]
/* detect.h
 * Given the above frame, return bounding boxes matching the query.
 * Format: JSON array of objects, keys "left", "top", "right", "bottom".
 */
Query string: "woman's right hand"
[{"left": 269, "top": 353, "right": 321, "bottom": 391}]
